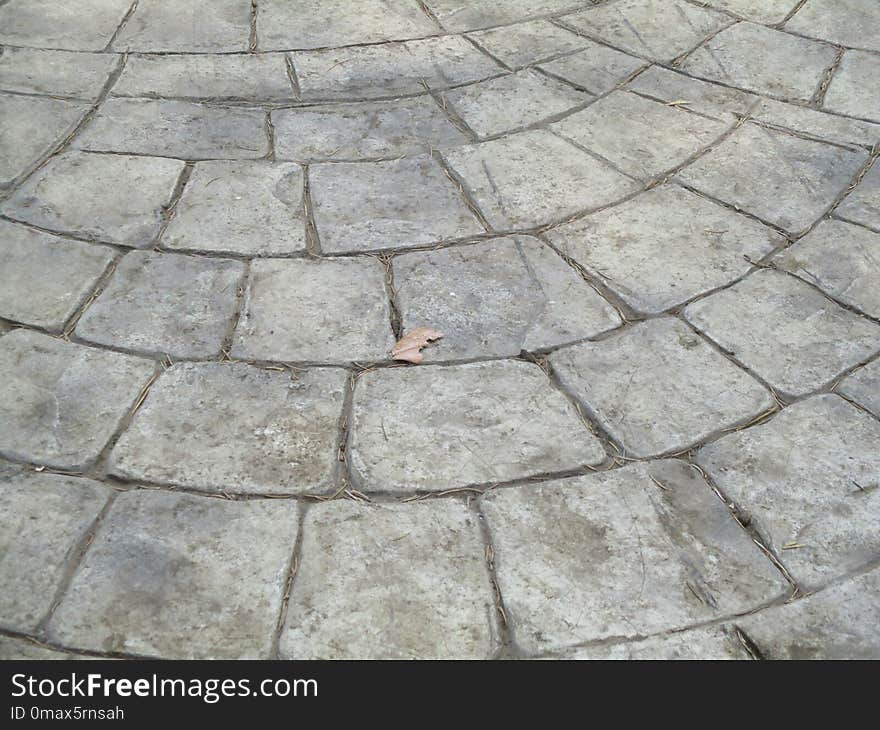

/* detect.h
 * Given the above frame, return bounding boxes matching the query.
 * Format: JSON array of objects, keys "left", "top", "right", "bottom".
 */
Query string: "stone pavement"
[{"left": 0, "top": 0, "right": 878, "bottom": 660}]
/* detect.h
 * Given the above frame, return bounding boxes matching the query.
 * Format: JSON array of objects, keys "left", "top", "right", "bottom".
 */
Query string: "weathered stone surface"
[
  {"left": 48, "top": 491, "right": 298, "bottom": 659},
  {"left": 0, "top": 330, "right": 155, "bottom": 469},
  {"left": 838, "top": 358, "right": 880, "bottom": 417},
  {"left": 753, "top": 98, "right": 880, "bottom": 149},
  {"left": 232, "top": 258, "right": 394, "bottom": 363},
  {"left": 538, "top": 41, "right": 644, "bottom": 94},
  {"left": 551, "top": 317, "right": 772, "bottom": 457},
  {"left": 704, "top": 0, "right": 800, "bottom": 23},
  {"left": 444, "top": 129, "right": 639, "bottom": 229},
  {"left": 482, "top": 461, "right": 786, "bottom": 653},
  {"left": 467, "top": 19, "right": 587, "bottom": 68},
  {"left": 0, "top": 220, "right": 114, "bottom": 331},
  {"left": 563, "top": 626, "right": 750, "bottom": 660},
  {"left": 76, "top": 250, "right": 245, "bottom": 359},
  {"left": 699, "top": 395, "right": 880, "bottom": 590},
  {"left": 685, "top": 269, "right": 880, "bottom": 397},
  {"left": 0, "top": 466, "right": 110, "bottom": 633},
  {"left": 785, "top": 0, "right": 880, "bottom": 52},
  {"left": 823, "top": 51, "right": 880, "bottom": 123},
  {"left": 162, "top": 160, "right": 307, "bottom": 255},
  {"left": 2, "top": 151, "right": 184, "bottom": 246},
  {"left": 109, "top": 363, "right": 346, "bottom": 495},
  {"left": 425, "top": 0, "right": 579, "bottom": 32},
  {"left": 280, "top": 500, "right": 496, "bottom": 659},
  {"left": 626, "top": 65, "right": 754, "bottom": 120},
  {"left": 0, "top": 0, "right": 131, "bottom": 51},
  {"left": 0, "top": 47, "right": 117, "bottom": 99},
  {"left": 310, "top": 155, "right": 482, "bottom": 253},
  {"left": 836, "top": 162, "right": 880, "bottom": 230},
  {"left": 0, "top": 636, "right": 91, "bottom": 660},
  {"left": 349, "top": 360, "right": 605, "bottom": 492},
  {"left": 546, "top": 185, "right": 782, "bottom": 314}
]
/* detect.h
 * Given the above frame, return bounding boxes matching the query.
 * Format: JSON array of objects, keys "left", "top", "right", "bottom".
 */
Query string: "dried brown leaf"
[{"left": 391, "top": 327, "right": 443, "bottom": 364}]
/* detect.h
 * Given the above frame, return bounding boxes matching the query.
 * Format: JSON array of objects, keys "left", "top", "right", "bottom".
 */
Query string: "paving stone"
[
  {"left": 2, "top": 151, "right": 184, "bottom": 247},
  {"left": 161, "top": 160, "right": 307, "bottom": 255},
  {"left": 774, "top": 219, "right": 880, "bottom": 318},
  {"left": 0, "top": 330, "right": 155, "bottom": 469},
  {"left": 836, "top": 162, "right": 880, "bottom": 230},
  {"left": 752, "top": 98, "right": 880, "bottom": 149},
  {"left": 271, "top": 98, "right": 469, "bottom": 163},
  {"left": 232, "top": 258, "right": 394, "bottom": 363},
  {"left": 0, "top": 0, "right": 132, "bottom": 51},
  {"left": 838, "top": 358, "right": 880, "bottom": 417},
  {"left": 552, "top": 91, "right": 727, "bottom": 178},
  {"left": 47, "top": 491, "right": 298, "bottom": 659},
  {"left": 0, "top": 220, "right": 115, "bottom": 331},
  {"left": 393, "top": 236, "right": 621, "bottom": 359},
  {"left": 823, "top": 51, "right": 880, "bottom": 123},
  {"left": 678, "top": 123, "right": 868, "bottom": 232},
  {"left": 109, "top": 363, "right": 346, "bottom": 495},
  {"left": 425, "top": 0, "right": 579, "bottom": 32},
  {"left": 280, "top": 500, "right": 496, "bottom": 659},
  {"left": 785, "top": 0, "right": 880, "bottom": 53},
  {"left": 482, "top": 460, "right": 786, "bottom": 653},
  {"left": 626, "top": 65, "right": 755, "bottom": 120},
  {"left": 546, "top": 185, "right": 782, "bottom": 314},
  {"left": 349, "top": 360, "right": 605, "bottom": 492},
  {"left": 704, "top": 0, "right": 800, "bottom": 23},
  {"left": 0, "top": 636, "right": 91, "bottom": 660},
  {"left": 310, "top": 155, "right": 482, "bottom": 253},
  {"left": 444, "top": 69, "right": 588, "bottom": 138},
  {"left": 698, "top": 394, "right": 880, "bottom": 590},
  {"left": 444, "top": 129, "right": 639, "bottom": 229},
  {"left": 563, "top": 626, "right": 750, "bottom": 659},
  {"left": 684, "top": 269, "right": 880, "bottom": 397},
  {"left": 467, "top": 19, "right": 587, "bottom": 68},
  {"left": 73, "top": 97, "right": 269, "bottom": 159},
  {"left": 76, "top": 250, "right": 245, "bottom": 359},
  {"left": 681, "top": 22, "right": 837, "bottom": 103},
  {"left": 0, "top": 466, "right": 110, "bottom": 633},
  {"left": 537, "top": 40, "right": 645, "bottom": 94},
  {"left": 551, "top": 317, "right": 772, "bottom": 457},
  {"left": 0, "top": 47, "right": 117, "bottom": 99}
]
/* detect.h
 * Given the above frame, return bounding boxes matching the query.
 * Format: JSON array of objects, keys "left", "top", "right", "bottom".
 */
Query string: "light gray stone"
[
  {"left": 0, "top": 636, "right": 91, "bottom": 660},
  {"left": 109, "top": 363, "right": 346, "bottom": 495},
  {"left": 685, "top": 269, "right": 880, "bottom": 396},
  {"left": 836, "top": 162, "right": 880, "bottom": 231},
  {"left": 280, "top": 500, "right": 496, "bottom": 659},
  {"left": 349, "top": 360, "right": 605, "bottom": 492},
  {"left": 538, "top": 40, "right": 645, "bottom": 94},
  {"left": 704, "top": 0, "right": 800, "bottom": 23},
  {"left": 47, "top": 491, "right": 298, "bottom": 659},
  {"left": 0, "top": 330, "right": 155, "bottom": 469},
  {"left": 785, "top": 0, "right": 880, "bottom": 52},
  {"left": 563, "top": 626, "right": 750, "bottom": 660},
  {"left": 0, "top": 47, "right": 117, "bottom": 99},
  {"left": 425, "top": 0, "right": 580, "bottom": 32},
  {"left": 838, "top": 358, "right": 880, "bottom": 417},
  {"left": 467, "top": 19, "right": 587, "bottom": 68},
  {"left": 753, "top": 98, "right": 880, "bottom": 149},
  {"left": 482, "top": 460, "right": 787, "bottom": 653},
  {"left": 0, "top": 0, "right": 131, "bottom": 51},
  {"left": 823, "top": 50, "right": 880, "bottom": 123},
  {"left": 232, "top": 258, "right": 395, "bottom": 363}
]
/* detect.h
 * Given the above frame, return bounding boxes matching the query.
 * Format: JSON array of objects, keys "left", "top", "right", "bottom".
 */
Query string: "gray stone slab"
[
  {"left": 537, "top": 40, "right": 645, "bottom": 95},
  {"left": 752, "top": 98, "right": 880, "bottom": 149},
  {"left": 704, "top": 0, "right": 800, "bottom": 23},
  {"left": 393, "top": 236, "right": 621, "bottom": 359},
  {"left": 0, "top": 47, "right": 117, "bottom": 99},
  {"left": 551, "top": 317, "right": 773, "bottom": 457},
  {"left": 0, "top": 465, "right": 110, "bottom": 633},
  {"left": 785, "top": 0, "right": 880, "bottom": 52},
  {"left": 0, "top": 0, "right": 131, "bottom": 51},
  {"left": 232, "top": 258, "right": 395, "bottom": 364},
  {"left": 349, "top": 360, "right": 605, "bottom": 492},
  {"left": 0, "top": 330, "right": 155, "bottom": 469},
  {"left": 836, "top": 162, "right": 880, "bottom": 231},
  {"left": 698, "top": 394, "right": 880, "bottom": 590},
  {"left": 280, "top": 499, "right": 497, "bottom": 659},
  {"left": 0, "top": 220, "right": 115, "bottom": 331},
  {"left": 444, "top": 129, "right": 639, "bottom": 229},
  {"left": 0, "top": 636, "right": 91, "bottom": 660},
  {"left": 838, "top": 358, "right": 880, "bottom": 417},
  {"left": 546, "top": 184, "right": 782, "bottom": 314},
  {"left": 108, "top": 363, "right": 346, "bottom": 495},
  {"left": 310, "top": 154, "right": 482, "bottom": 253},
  {"left": 467, "top": 19, "right": 587, "bottom": 68},
  {"left": 482, "top": 460, "right": 787, "bottom": 653},
  {"left": 161, "top": 160, "right": 307, "bottom": 255},
  {"left": 76, "top": 250, "right": 245, "bottom": 359},
  {"left": 823, "top": 50, "right": 880, "bottom": 123},
  {"left": 563, "top": 626, "right": 750, "bottom": 659},
  {"left": 685, "top": 269, "right": 880, "bottom": 397},
  {"left": 425, "top": 0, "right": 580, "bottom": 32},
  {"left": 47, "top": 490, "right": 298, "bottom": 659}
]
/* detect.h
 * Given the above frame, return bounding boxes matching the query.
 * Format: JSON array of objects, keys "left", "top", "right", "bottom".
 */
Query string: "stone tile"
[
  {"left": 47, "top": 491, "right": 298, "bottom": 659},
  {"left": 563, "top": 626, "right": 750, "bottom": 659},
  {"left": 0, "top": 636, "right": 91, "bottom": 660},
  {"left": 0, "top": 220, "right": 115, "bottom": 331},
  {"left": 349, "top": 360, "right": 605, "bottom": 492},
  {"left": 785, "top": 0, "right": 880, "bottom": 53},
  {"left": 444, "top": 69, "right": 588, "bottom": 138},
  {"left": 444, "top": 129, "right": 639, "bottom": 229},
  {"left": 161, "top": 160, "right": 307, "bottom": 255},
  {"left": 678, "top": 123, "right": 868, "bottom": 232},
  {"left": 838, "top": 358, "right": 880, "bottom": 417},
  {"left": 823, "top": 51, "right": 880, "bottom": 123},
  {"left": 2, "top": 151, "right": 184, "bottom": 247},
  {"left": 109, "top": 363, "right": 346, "bottom": 495},
  {"left": 482, "top": 460, "right": 786, "bottom": 653},
  {"left": 76, "top": 250, "right": 245, "bottom": 359},
  {"left": 836, "top": 162, "right": 880, "bottom": 230},
  {"left": 681, "top": 22, "right": 836, "bottom": 103},
  {"left": 774, "top": 219, "right": 880, "bottom": 318},
  {"left": 467, "top": 19, "right": 587, "bottom": 68},
  {"left": 698, "top": 395, "right": 880, "bottom": 590},
  {"left": 289, "top": 36, "right": 504, "bottom": 101},
  {"left": 310, "top": 155, "right": 482, "bottom": 253},
  {"left": 232, "top": 258, "right": 394, "bottom": 363},
  {"left": 280, "top": 500, "right": 496, "bottom": 659},
  {"left": 0, "top": 330, "right": 155, "bottom": 469},
  {"left": 113, "top": 53, "right": 294, "bottom": 101},
  {"left": 752, "top": 98, "right": 880, "bottom": 149},
  {"left": 73, "top": 98, "right": 268, "bottom": 159},
  {"left": 704, "top": 0, "right": 800, "bottom": 23},
  {"left": 552, "top": 91, "right": 726, "bottom": 178},
  {"left": 546, "top": 185, "right": 781, "bottom": 314},
  {"left": 0, "top": 465, "right": 110, "bottom": 633},
  {"left": 393, "top": 236, "right": 621, "bottom": 359},
  {"left": 0, "top": 47, "right": 117, "bottom": 99},
  {"left": 563, "top": 0, "right": 730, "bottom": 61},
  {"left": 0, "top": 0, "right": 131, "bottom": 51},
  {"left": 271, "top": 98, "right": 469, "bottom": 163},
  {"left": 551, "top": 317, "right": 772, "bottom": 457},
  {"left": 425, "top": 0, "right": 579, "bottom": 32},
  {"left": 684, "top": 269, "right": 880, "bottom": 396},
  {"left": 538, "top": 40, "right": 645, "bottom": 94}
]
